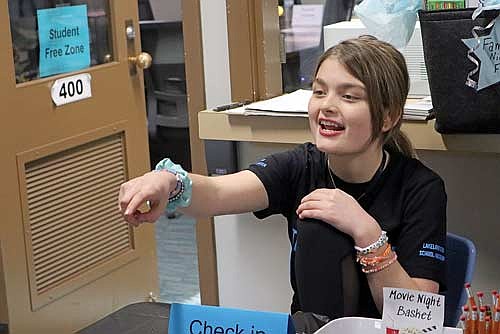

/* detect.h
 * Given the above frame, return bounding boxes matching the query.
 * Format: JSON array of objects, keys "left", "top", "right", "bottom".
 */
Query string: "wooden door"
[{"left": 0, "top": 1, "right": 158, "bottom": 333}]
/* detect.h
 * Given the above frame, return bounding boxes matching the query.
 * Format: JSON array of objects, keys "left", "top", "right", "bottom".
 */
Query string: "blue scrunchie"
[{"left": 155, "top": 158, "right": 193, "bottom": 211}]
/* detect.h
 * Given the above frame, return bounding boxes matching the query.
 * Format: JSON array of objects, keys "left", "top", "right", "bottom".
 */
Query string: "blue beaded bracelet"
[{"left": 155, "top": 158, "right": 193, "bottom": 212}]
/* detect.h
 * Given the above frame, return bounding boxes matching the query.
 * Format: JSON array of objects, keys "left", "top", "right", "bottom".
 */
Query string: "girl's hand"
[
  {"left": 296, "top": 188, "right": 381, "bottom": 247},
  {"left": 118, "top": 170, "right": 177, "bottom": 227}
]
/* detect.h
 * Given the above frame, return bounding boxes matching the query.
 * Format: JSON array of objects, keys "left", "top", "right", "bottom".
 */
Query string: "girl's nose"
[{"left": 320, "top": 94, "right": 339, "bottom": 114}]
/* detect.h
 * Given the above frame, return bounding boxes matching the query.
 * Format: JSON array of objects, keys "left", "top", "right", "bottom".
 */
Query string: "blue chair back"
[{"left": 444, "top": 232, "right": 477, "bottom": 327}]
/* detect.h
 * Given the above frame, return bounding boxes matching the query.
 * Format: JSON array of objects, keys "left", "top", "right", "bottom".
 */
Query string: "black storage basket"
[{"left": 418, "top": 8, "right": 500, "bottom": 133}]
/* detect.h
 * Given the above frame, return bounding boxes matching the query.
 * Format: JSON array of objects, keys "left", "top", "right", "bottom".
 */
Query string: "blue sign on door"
[{"left": 37, "top": 5, "right": 91, "bottom": 78}]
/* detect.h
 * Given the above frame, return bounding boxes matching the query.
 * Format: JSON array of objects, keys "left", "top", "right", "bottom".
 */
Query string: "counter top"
[{"left": 198, "top": 110, "right": 500, "bottom": 154}]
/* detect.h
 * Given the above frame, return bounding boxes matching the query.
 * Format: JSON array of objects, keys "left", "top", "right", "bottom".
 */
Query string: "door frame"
[
  {"left": 182, "top": 0, "right": 218, "bottom": 306},
  {"left": 182, "top": 0, "right": 281, "bottom": 305}
]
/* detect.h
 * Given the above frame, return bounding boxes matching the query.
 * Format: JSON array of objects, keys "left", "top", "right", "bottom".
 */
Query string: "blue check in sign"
[
  {"left": 168, "top": 303, "right": 295, "bottom": 334},
  {"left": 37, "top": 5, "right": 90, "bottom": 78}
]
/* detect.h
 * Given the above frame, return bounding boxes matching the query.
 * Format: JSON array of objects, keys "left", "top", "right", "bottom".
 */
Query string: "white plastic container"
[{"left": 314, "top": 317, "right": 462, "bottom": 334}]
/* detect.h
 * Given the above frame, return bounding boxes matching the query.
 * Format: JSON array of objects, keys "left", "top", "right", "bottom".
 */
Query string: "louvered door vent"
[{"left": 23, "top": 133, "right": 133, "bottom": 296}]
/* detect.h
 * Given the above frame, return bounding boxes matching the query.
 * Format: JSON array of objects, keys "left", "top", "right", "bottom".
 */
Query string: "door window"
[
  {"left": 280, "top": 0, "right": 355, "bottom": 92},
  {"left": 8, "top": 0, "right": 113, "bottom": 84}
]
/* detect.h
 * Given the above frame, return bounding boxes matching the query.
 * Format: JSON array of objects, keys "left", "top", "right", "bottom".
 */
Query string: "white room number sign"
[{"left": 51, "top": 73, "right": 92, "bottom": 106}]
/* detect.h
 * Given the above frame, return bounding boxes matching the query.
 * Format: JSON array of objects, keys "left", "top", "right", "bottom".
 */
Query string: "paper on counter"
[{"left": 244, "top": 89, "right": 312, "bottom": 113}]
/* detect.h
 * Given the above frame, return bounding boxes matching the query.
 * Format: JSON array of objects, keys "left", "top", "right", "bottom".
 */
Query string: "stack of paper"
[
  {"left": 403, "top": 96, "right": 433, "bottom": 121},
  {"left": 241, "top": 89, "right": 311, "bottom": 117},
  {"left": 224, "top": 90, "right": 433, "bottom": 122}
]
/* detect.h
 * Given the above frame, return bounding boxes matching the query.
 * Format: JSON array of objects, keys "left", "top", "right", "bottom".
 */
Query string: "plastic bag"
[{"left": 354, "top": 0, "right": 422, "bottom": 49}]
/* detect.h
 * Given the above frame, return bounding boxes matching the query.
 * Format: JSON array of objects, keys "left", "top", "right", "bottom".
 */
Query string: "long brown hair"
[{"left": 314, "top": 35, "right": 415, "bottom": 157}]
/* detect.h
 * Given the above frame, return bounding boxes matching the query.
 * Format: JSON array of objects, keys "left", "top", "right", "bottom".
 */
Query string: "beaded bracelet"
[
  {"left": 168, "top": 173, "right": 185, "bottom": 202},
  {"left": 357, "top": 243, "right": 392, "bottom": 267},
  {"left": 362, "top": 253, "right": 398, "bottom": 274},
  {"left": 155, "top": 158, "right": 193, "bottom": 212},
  {"left": 354, "top": 230, "right": 388, "bottom": 255}
]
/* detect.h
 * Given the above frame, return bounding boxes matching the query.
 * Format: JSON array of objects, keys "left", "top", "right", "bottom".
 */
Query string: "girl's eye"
[
  {"left": 313, "top": 89, "right": 325, "bottom": 96},
  {"left": 343, "top": 94, "right": 357, "bottom": 101}
]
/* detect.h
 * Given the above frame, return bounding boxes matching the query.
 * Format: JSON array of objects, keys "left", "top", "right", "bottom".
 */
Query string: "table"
[{"left": 77, "top": 302, "right": 171, "bottom": 334}]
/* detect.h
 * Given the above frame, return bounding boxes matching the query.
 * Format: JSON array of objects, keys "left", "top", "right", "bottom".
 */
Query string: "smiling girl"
[{"left": 119, "top": 35, "right": 446, "bottom": 321}]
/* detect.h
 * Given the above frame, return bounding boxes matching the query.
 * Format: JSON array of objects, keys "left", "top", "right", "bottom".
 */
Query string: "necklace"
[{"left": 327, "top": 150, "right": 388, "bottom": 201}]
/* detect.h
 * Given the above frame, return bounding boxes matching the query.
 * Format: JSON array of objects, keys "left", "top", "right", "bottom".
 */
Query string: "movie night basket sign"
[{"left": 382, "top": 287, "right": 444, "bottom": 334}]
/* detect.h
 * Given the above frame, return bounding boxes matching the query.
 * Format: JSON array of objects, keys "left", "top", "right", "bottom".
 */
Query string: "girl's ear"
[{"left": 382, "top": 110, "right": 400, "bottom": 133}]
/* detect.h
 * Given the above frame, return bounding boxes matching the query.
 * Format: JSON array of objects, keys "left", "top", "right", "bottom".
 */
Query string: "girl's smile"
[{"left": 318, "top": 117, "right": 345, "bottom": 137}]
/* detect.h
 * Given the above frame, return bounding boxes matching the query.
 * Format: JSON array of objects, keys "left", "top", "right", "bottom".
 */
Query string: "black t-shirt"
[{"left": 247, "top": 143, "right": 447, "bottom": 320}]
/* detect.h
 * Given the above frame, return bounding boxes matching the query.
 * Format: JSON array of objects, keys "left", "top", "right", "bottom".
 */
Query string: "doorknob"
[{"left": 129, "top": 52, "right": 152, "bottom": 69}]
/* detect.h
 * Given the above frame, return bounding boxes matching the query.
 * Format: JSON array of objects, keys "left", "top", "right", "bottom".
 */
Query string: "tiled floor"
[{"left": 155, "top": 212, "right": 201, "bottom": 304}]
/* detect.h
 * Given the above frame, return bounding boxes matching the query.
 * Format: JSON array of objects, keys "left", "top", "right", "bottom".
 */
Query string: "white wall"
[
  {"left": 214, "top": 213, "right": 292, "bottom": 312},
  {"left": 214, "top": 143, "right": 296, "bottom": 313}
]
